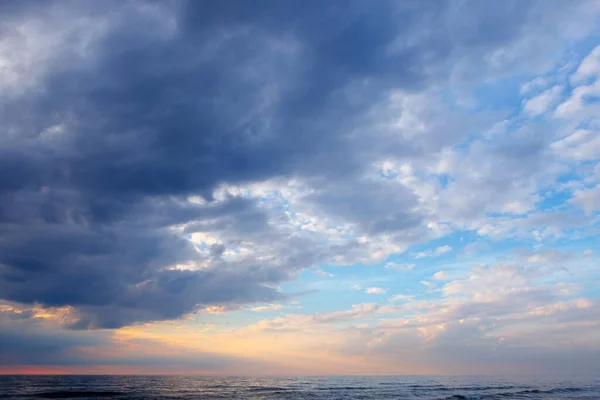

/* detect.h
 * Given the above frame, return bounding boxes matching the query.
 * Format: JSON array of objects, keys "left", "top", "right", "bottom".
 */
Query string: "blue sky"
[{"left": 0, "top": 0, "right": 599, "bottom": 375}]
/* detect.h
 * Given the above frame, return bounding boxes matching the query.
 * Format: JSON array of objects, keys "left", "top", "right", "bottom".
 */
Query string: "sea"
[{"left": 1, "top": 375, "right": 599, "bottom": 399}]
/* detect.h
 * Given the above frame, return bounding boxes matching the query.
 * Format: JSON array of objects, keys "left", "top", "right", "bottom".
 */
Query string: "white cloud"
[
  {"left": 435, "top": 245, "right": 453, "bottom": 255},
  {"left": 415, "top": 245, "right": 453, "bottom": 259},
  {"left": 432, "top": 271, "right": 449, "bottom": 280},
  {"left": 251, "top": 303, "right": 380, "bottom": 330},
  {"left": 555, "top": 45, "right": 600, "bottom": 118},
  {"left": 527, "top": 254, "right": 548, "bottom": 264},
  {"left": 420, "top": 280, "right": 435, "bottom": 289},
  {"left": 414, "top": 251, "right": 431, "bottom": 259},
  {"left": 3, "top": 0, "right": 600, "bottom": 376},
  {"left": 522, "top": 85, "right": 562, "bottom": 116},
  {"left": 520, "top": 77, "right": 548, "bottom": 94},
  {"left": 571, "top": 45, "right": 600, "bottom": 84},
  {"left": 571, "top": 185, "right": 600, "bottom": 214},
  {"left": 388, "top": 294, "right": 413, "bottom": 302},
  {"left": 250, "top": 304, "right": 284, "bottom": 312},
  {"left": 551, "top": 128, "right": 600, "bottom": 161},
  {"left": 242, "top": 251, "right": 600, "bottom": 373},
  {"left": 463, "top": 241, "right": 491, "bottom": 255},
  {"left": 313, "top": 267, "right": 334, "bottom": 277},
  {"left": 384, "top": 262, "right": 415, "bottom": 271},
  {"left": 555, "top": 80, "right": 600, "bottom": 117},
  {"left": 366, "top": 287, "right": 387, "bottom": 294}
]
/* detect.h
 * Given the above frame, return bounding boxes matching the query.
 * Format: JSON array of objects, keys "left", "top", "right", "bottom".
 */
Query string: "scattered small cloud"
[
  {"left": 520, "top": 77, "right": 548, "bottom": 94},
  {"left": 435, "top": 245, "right": 453, "bottom": 255},
  {"left": 571, "top": 185, "right": 600, "bottom": 214},
  {"left": 313, "top": 267, "right": 334, "bottom": 277},
  {"left": 527, "top": 254, "right": 547, "bottom": 263},
  {"left": 432, "top": 271, "right": 449, "bottom": 281},
  {"left": 384, "top": 262, "right": 415, "bottom": 271},
  {"left": 463, "top": 241, "right": 491, "bottom": 256},
  {"left": 522, "top": 85, "right": 562, "bottom": 116},
  {"left": 571, "top": 45, "right": 600, "bottom": 84},
  {"left": 420, "top": 280, "right": 435, "bottom": 289},
  {"left": 204, "top": 305, "right": 240, "bottom": 314},
  {"left": 389, "top": 294, "right": 413, "bottom": 302},
  {"left": 250, "top": 304, "right": 284, "bottom": 312},
  {"left": 416, "top": 245, "right": 453, "bottom": 259},
  {"left": 366, "top": 287, "right": 387, "bottom": 294},
  {"left": 1, "top": 0, "right": 600, "bottom": 376}
]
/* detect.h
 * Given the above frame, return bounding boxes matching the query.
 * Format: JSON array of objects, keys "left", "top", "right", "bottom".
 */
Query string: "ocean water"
[{"left": 0, "top": 375, "right": 599, "bottom": 399}]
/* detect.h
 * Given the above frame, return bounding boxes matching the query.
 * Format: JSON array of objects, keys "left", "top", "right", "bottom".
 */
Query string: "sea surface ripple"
[{"left": 1, "top": 375, "right": 599, "bottom": 399}]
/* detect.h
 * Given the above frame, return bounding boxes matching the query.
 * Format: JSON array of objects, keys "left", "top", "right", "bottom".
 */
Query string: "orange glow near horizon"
[{"left": 0, "top": 365, "right": 238, "bottom": 376}]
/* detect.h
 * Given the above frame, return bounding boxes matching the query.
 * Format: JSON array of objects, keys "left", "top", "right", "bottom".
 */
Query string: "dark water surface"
[{"left": 1, "top": 375, "right": 599, "bottom": 399}]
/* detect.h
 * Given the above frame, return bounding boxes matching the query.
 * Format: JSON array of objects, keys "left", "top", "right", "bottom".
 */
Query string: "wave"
[
  {"left": 442, "top": 386, "right": 585, "bottom": 400},
  {"left": 33, "top": 391, "right": 123, "bottom": 398},
  {"left": 491, "top": 387, "right": 584, "bottom": 396},
  {"left": 430, "top": 386, "right": 520, "bottom": 392}
]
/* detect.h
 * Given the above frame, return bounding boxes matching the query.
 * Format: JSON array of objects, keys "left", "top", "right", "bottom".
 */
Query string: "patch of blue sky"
[
  {"left": 468, "top": 75, "right": 528, "bottom": 112},
  {"left": 572, "top": 117, "right": 600, "bottom": 131},
  {"left": 555, "top": 236, "right": 598, "bottom": 253},
  {"left": 280, "top": 265, "right": 396, "bottom": 314},
  {"left": 473, "top": 235, "right": 545, "bottom": 260},
  {"left": 582, "top": 92, "right": 600, "bottom": 105},
  {"left": 554, "top": 226, "right": 600, "bottom": 245},
  {"left": 437, "top": 173, "right": 453, "bottom": 189},
  {"left": 536, "top": 189, "right": 577, "bottom": 212},
  {"left": 397, "top": 231, "right": 466, "bottom": 256},
  {"left": 555, "top": 168, "right": 589, "bottom": 185},
  {"left": 562, "top": 34, "right": 600, "bottom": 79},
  {"left": 190, "top": 308, "right": 260, "bottom": 329},
  {"left": 192, "top": 241, "right": 210, "bottom": 252},
  {"left": 447, "top": 39, "right": 600, "bottom": 144},
  {"left": 210, "top": 37, "right": 600, "bottom": 326},
  {"left": 579, "top": 276, "right": 600, "bottom": 300},
  {"left": 257, "top": 191, "right": 289, "bottom": 211}
]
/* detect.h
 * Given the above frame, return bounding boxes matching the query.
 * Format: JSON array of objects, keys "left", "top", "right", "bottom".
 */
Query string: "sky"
[{"left": 1, "top": 0, "right": 600, "bottom": 376}]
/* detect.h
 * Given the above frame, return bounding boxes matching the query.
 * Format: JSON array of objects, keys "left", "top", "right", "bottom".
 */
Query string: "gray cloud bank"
[{"left": 0, "top": 0, "right": 594, "bottom": 329}]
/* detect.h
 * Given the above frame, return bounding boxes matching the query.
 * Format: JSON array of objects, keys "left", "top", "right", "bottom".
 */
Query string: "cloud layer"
[{"left": 1, "top": 0, "right": 599, "bottom": 374}]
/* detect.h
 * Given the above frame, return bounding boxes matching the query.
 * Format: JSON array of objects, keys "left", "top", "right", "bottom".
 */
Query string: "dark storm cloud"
[
  {"left": 0, "top": 196, "right": 289, "bottom": 329},
  {"left": 308, "top": 179, "right": 425, "bottom": 235},
  {"left": 0, "top": 0, "right": 548, "bottom": 328}
]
